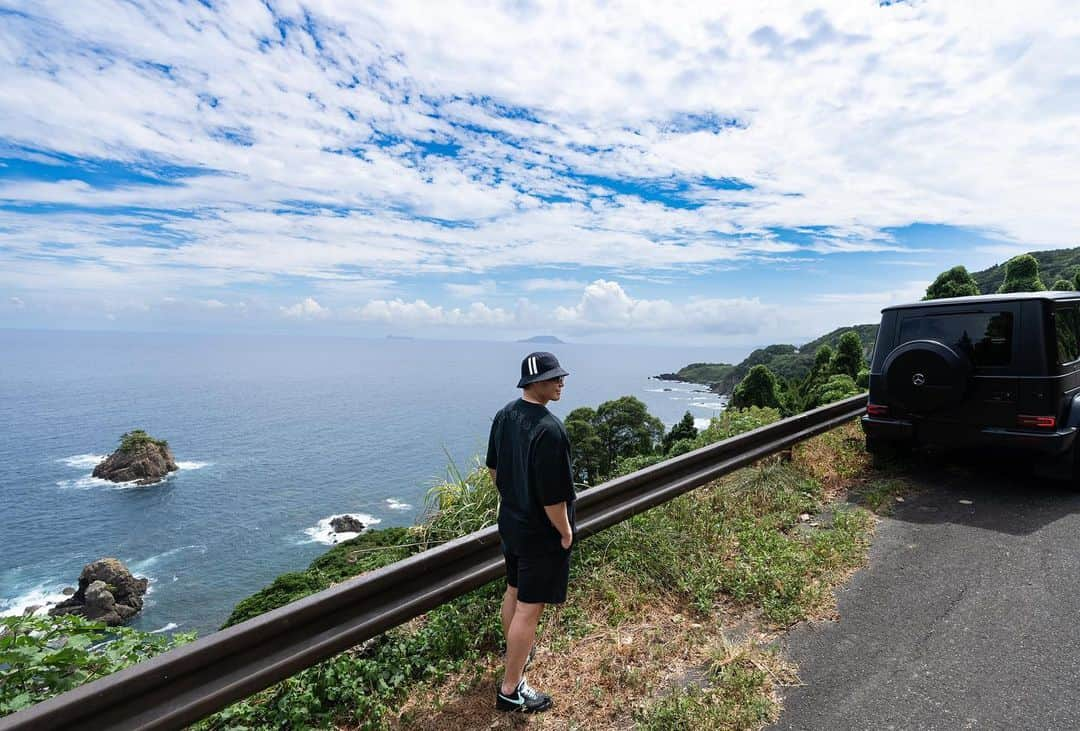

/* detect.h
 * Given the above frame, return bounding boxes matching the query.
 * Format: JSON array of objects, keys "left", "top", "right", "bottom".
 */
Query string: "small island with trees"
[{"left": 93, "top": 429, "right": 178, "bottom": 485}]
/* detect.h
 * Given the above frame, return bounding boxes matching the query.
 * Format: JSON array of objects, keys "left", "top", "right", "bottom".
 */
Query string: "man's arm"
[{"left": 543, "top": 502, "right": 572, "bottom": 550}]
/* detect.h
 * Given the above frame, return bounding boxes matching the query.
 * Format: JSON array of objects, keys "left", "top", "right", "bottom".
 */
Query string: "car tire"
[{"left": 882, "top": 339, "right": 972, "bottom": 415}]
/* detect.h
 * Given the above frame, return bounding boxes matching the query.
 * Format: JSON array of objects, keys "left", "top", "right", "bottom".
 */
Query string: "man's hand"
[{"left": 544, "top": 501, "right": 573, "bottom": 551}]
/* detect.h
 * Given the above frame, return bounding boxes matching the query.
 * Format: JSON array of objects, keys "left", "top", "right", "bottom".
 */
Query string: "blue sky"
[{"left": 1, "top": 1, "right": 1078, "bottom": 345}]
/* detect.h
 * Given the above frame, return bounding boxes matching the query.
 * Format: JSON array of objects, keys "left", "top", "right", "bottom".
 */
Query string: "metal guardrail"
[{"left": 1, "top": 394, "right": 868, "bottom": 730}]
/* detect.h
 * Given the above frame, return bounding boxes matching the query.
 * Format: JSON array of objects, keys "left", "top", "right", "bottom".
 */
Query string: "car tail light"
[
  {"left": 1017, "top": 415, "right": 1056, "bottom": 429},
  {"left": 866, "top": 404, "right": 889, "bottom": 417}
]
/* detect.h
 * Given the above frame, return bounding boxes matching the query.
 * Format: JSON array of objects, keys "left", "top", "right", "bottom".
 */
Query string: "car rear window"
[
  {"left": 1055, "top": 305, "right": 1080, "bottom": 364},
  {"left": 898, "top": 311, "right": 1013, "bottom": 367}
]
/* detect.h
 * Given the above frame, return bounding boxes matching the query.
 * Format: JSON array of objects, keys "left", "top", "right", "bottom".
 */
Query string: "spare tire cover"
[{"left": 882, "top": 339, "right": 971, "bottom": 414}]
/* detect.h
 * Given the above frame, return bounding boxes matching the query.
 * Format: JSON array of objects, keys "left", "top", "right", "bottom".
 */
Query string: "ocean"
[{"left": 0, "top": 330, "right": 745, "bottom": 635}]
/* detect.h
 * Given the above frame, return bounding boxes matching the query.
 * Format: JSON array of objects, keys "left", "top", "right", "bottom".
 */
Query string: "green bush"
[
  {"left": 0, "top": 614, "right": 194, "bottom": 717},
  {"left": 118, "top": 429, "right": 168, "bottom": 453}
]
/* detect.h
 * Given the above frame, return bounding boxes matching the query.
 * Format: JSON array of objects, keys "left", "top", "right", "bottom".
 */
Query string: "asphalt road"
[{"left": 771, "top": 454, "right": 1080, "bottom": 731}]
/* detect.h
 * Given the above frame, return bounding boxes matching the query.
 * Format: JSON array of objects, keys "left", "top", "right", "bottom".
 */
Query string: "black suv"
[{"left": 861, "top": 292, "right": 1080, "bottom": 477}]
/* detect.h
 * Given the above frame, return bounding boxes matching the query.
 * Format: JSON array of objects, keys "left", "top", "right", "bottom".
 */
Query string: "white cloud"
[
  {"left": 520, "top": 278, "right": 588, "bottom": 292},
  {"left": 280, "top": 297, "right": 329, "bottom": 319},
  {"left": 552, "top": 279, "right": 779, "bottom": 334},
  {"left": 353, "top": 298, "right": 513, "bottom": 327},
  {"left": 444, "top": 280, "right": 497, "bottom": 298},
  {"left": 9, "top": 296, "right": 25, "bottom": 309}
]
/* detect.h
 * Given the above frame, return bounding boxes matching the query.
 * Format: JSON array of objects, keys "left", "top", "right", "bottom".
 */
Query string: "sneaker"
[{"left": 495, "top": 678, "right": 553, "bottom": 713}]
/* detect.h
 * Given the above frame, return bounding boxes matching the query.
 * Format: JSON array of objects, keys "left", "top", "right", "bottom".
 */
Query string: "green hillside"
[
  {"left": 664, "top": 324, "right": 878, "bottom": 395},
  {"left": 971, "top": 246, "right": 1080, "bottom": 293}
]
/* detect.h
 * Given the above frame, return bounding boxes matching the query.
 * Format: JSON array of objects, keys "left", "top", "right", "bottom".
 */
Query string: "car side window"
[{"left": 1055, "top": 305, "right": 1080, "bottom": 364}]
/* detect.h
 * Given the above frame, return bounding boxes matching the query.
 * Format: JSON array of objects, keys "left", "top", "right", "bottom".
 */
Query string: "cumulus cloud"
[
  {"left": 353, "top": 298, "right": 513, "bottom": 327},
  {"left": 280, "top": 297, "right": 329, "bottom": 319},
  {"left": 553, "top": 280, "right": 779, "bottom": 334}
]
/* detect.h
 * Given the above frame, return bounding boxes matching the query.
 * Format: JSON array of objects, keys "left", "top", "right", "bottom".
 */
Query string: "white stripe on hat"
[{"left": 529, "top": 356, "right": 537, "bottom": 375}]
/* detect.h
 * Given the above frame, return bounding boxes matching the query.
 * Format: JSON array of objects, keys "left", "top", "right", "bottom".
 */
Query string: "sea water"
[{"left": 0, "top": 330, "right": 743, "bottom": 635}]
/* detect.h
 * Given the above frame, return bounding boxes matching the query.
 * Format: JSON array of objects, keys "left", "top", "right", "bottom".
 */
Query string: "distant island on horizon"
[{"left": 517, "top": 335, "right": 566, "bottom": 344}]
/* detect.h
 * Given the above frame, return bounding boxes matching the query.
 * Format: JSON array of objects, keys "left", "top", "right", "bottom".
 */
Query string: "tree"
[
  {"left": 730, "top": 365, "right": 782, "bottom": 410},
  {"left": 1052, "top": 278, "right": 1073, "bottom": 291},
  {"left": 594, "top": 396, "right": 665, "bottom": 476},
  {"left": 564, "top": 407, "right": 603, "bottom": 486},
  {"left": 662, "top": 411, "right": 698, "bottom": 454},
  {"left": 812, "top": 344, "right": 834, "bottom": 375},
  {"left": 1073, "top": 268, "right": 1080, "bottom": 291},
  {"left": 924, "top": 265, "right": 979, "bottom": 300},
  {"left": 998, "top": 254, "right": 1046, "bottom": 293},
  {"left": 830, "top": 331, "right": 866, "bottom": 380}
]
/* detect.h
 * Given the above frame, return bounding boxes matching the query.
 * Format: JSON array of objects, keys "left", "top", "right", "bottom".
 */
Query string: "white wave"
[
  {"left": 694, "top": 418, "right": 713, "bottom": 431},
  {"left": 55, "top": 475, "right": 122, "bottom": 490},
  {"left": 149, "top": 622, "right": 179, "bottom": 634},
  {"left": 0, "top": 584, "right": 70, "bottom": 617},
  {"left": 385, "top": 499, "right": 412, "bottom": 511},
  {"left": 128, "top": 545, "right": 207, "bottom": 574},
  {"left": 691, "top": 400, "right": 727, "bottom": 411},
  {"left": 303, "top": 513, "right": 381, "bottom": 545},
  {"left": 176, "top": 461, "right": 210, "bottom": 470},
  {"left": 58, "top": 453, "right": 107, "bottom": 468}
]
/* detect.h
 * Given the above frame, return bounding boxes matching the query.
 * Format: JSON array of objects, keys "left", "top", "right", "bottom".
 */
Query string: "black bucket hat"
[{"left": 517, "top": 351, "right": 569, "bottom": 388}]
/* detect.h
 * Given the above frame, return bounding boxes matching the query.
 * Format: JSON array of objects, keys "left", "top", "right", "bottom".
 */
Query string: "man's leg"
[
  {"left": 501, "top": 600, "right": 544, "bottom": 694},
  {"left": 500, "top": 585, "right": 518, "bottom": 638}
]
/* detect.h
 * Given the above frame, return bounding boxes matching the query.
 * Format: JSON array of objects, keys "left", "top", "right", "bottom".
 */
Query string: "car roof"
[{"left": 882, "top": 291, "right": 1080, "bottom": 312}]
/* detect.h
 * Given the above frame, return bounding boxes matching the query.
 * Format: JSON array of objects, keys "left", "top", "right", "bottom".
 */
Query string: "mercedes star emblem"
[{"left": 912, "top": 372, "right": 926, "bottom": 386}]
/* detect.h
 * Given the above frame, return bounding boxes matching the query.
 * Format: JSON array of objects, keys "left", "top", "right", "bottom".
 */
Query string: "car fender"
[{"left": 1062, "top": 392, "right": 1080, "bottom": 429}]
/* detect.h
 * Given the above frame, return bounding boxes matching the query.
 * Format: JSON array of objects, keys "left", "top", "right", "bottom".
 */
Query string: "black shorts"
[{"left": 503, "top": 543, "right": 571, "bottom": 605}]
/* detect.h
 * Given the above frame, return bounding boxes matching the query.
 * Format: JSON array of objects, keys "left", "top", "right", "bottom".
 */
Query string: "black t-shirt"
[{"left": 486, "top": 398, "right": 576, "bottom": 556}]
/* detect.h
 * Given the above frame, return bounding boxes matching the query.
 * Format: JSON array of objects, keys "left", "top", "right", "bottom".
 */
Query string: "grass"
[{"left": 635, "top": 639, "right": 798, "bottom": 731}]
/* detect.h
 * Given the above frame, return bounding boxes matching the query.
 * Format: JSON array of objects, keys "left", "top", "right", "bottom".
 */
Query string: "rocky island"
[
  {"left": 49, "top": 558, "right": 149, "bottom": 626},
  {"left": 93, "top": 429, "right": 178, "bottom": 485}
]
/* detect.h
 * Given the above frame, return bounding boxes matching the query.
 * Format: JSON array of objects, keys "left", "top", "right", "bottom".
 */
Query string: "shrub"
[
  {"left": 0, "top": 614, "right": 194, "bottom": 717},
  {"left": 118, "top": 430, "right": 168, "bottom": 453}
]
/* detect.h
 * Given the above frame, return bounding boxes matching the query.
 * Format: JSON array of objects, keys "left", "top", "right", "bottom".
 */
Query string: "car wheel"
[{"left": 882, "top": 339, "right": 972, "bottom": 415}]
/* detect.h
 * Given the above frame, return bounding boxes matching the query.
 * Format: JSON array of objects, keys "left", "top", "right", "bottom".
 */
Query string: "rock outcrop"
[
  {"left": 49, "top": 558, "right": 149, "bottom": 626},
  {"left": 93, "top": 430, "right": 178, "bottom": 485},
  {"left": 330, "top": 515, "right": 365, "bottom": 533}
]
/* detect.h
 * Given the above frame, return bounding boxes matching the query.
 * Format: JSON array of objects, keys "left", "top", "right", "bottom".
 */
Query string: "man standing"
[{"left": 486, "top": 351, "right": 575, "bottom": 714}]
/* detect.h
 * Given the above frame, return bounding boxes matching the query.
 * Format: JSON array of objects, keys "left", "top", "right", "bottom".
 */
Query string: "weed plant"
[{"left": 0, "top": 614, "right": 194, "bottom": 716}]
